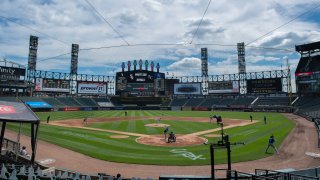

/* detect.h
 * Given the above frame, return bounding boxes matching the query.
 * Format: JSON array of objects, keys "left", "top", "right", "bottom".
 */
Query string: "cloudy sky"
[{"left": 1, "top": 0, "right": 320, "bottom": 92}]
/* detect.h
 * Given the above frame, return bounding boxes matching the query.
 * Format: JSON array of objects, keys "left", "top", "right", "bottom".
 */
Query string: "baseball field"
[{"left": 7, "top": 110, "right": 294, "bottom": 166}]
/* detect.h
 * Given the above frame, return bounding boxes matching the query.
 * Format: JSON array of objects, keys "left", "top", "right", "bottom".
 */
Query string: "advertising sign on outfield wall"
[{"left": 77, "top": 82, "right": 107, "bottom": 94}]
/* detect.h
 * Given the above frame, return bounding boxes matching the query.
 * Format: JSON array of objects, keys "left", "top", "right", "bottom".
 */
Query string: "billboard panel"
[
  {"left": 208, "top": 81, "right": 239, "bottom": 94},
  {"left": 35, "top": 78, "right": 70, "bottom": 92},
  {"left": 0, "top": 66, "right": 26, "bottom": 80},
  {"left": 174, "top": 83, "right": 201, "bottom": 95},
  {"left": 77, "top": 82, "right": 107, "bottom": 94},
  {"left": 247, "top": 78, "right": 282, "bottom": 93}
]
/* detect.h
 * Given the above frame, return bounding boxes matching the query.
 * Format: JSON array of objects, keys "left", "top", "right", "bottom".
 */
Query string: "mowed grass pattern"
[
  {"left": 7, "top": 110, "right": 294, "bottom": 165},
  {"left": 88, "top": 119, "right": 220, "bottom": 134}
]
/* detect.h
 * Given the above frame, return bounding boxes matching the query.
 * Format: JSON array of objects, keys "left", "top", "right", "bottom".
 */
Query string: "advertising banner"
[
  {"left": 0, "top": 66, "right": 26, "bottom": 80},
  {"left": 78, "top": 82, "right": 107, "bottom": 94}
]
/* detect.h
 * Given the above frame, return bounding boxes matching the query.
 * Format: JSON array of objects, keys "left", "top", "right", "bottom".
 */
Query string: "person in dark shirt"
[
  {"left": 265, "top": 135, "right": 279, "bottom": 154},
  {"left": 167, "top": 131, "right": 176, "bottom": 143},
  {"left": 46, "top": 115, "right": 50, "bottom": 123}
]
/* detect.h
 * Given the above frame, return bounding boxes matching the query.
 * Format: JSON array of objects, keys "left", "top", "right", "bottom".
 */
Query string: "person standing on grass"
[
  {"left": 265, "top": 135, "right": 279, "bottom": 154},
  {"left": 250, "top": 115, "right": 253, "bottom": 123},
  {"left": 264, "top": 115, "right": 267, "bottom": 125},
  {"left": 46, "top": 115, "right": 50, "bottom": 123}
]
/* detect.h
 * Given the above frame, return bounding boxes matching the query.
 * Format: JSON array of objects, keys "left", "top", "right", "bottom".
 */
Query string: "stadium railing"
[
  {"left": 1, "top": 138, "right": 20, "bottom": 153},
  {"left": 255, "top": 169, "right": 320, "bottom": 180},
  {"left": 0, "top": 163, "right": 129, "bottom": 180}
]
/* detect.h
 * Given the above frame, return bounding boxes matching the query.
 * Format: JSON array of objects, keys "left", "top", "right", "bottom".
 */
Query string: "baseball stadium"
[{"left": 1, "top": 1, "right": 320, "bottom": 180}]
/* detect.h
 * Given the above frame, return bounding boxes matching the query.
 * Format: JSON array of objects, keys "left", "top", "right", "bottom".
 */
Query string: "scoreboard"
[
  {"left": 35, "top": 78, "right": 70, "bottom": 92},
  {"left": 208, "top": 81, "right": 239, "bottom": 94},
  {"left": 247, "top": 78, "right": 282, "bottom": 93},
  {"left": 115, "top": 70, "right": 165, "bottom": 96}
]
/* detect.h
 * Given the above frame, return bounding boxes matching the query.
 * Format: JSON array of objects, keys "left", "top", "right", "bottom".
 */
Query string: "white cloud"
[
  {"left": 166, "top": 57, "right": 201, "bottom": 75},
  {"left": 0, "top": 0, "right": 319, "bottom": 88},
  {"left": 246, "top": 55, "right": 281, "bottom": 63},
  {"left": 116, "top": 9, "right": 147, "bottom": 26},
  {"left": 216, "top": 56, "right": 236, "bottom": 65},
  {"left": 174, "top": 48, "right": 194, "bottom": 56},
  {"left": 143, "top": 0, "right": 163, "bottom": 12}
]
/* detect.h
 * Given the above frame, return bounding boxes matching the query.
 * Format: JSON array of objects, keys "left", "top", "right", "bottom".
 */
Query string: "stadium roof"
[{"left": 0, "top": 101, "right": 39, "bottom": 123}]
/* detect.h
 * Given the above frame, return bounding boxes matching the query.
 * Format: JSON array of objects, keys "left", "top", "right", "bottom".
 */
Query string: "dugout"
[{"left": 0, "top": 100, "right": 40, "bottom": 164}]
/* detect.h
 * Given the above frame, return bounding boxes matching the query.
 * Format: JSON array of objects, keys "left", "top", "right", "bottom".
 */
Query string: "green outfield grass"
[{"left": 7, "top": 110, "right": 294, "bottom": 165}]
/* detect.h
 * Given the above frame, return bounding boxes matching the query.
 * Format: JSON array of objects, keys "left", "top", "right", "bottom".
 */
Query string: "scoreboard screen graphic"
[
  {"left": 247, "top": 78, "right": 282, "bottom": 93},
  {"left": 116, "top": 70, "right": 165, "bottom": 96},
  {"left": 174, "top": 83, "right": 201, "bottom": 95},
  {"left": 35, "top": 78, "right": 70, "bottom": 92},
  {"left": 208, "top": 81, "right": 239, "bottom": 94}
]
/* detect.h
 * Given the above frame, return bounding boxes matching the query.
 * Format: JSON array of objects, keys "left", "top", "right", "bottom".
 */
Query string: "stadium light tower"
[
  {"left": 201, "top": 48, "right": 208, "bottom": 95},
  {"left": 237, "top": 42, "right": 246, "bottom": 94},
  {"left": 286, "top": 58, "right": 293, "bottom": 112},
  {"left": 27, "top": 35, "right": 39, "bottom": 96},
  {"left": 70, "top": 44, "right": 79, "bottom": 95}
]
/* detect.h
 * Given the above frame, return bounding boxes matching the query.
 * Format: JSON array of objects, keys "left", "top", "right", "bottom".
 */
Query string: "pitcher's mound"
[
  {"left": 136, "top": 135, "right": 207, "bottom": 147},
  {"left": 145, "top": 123, "right": 170, "bottom": 127}
]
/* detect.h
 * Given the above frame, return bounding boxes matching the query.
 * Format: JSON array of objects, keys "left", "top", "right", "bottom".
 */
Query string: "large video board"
[
  {"left": 77, "top": 82, "right": 107, "bottom": 94},
  {"left": 247, "top": 78, "right": 282, "bottom": 93},
  {"left": 35, "top": 78, "right": 70, "bottom": 92},
  {"left": 174, "top": 83, "right": 201, "bottom": 95},
  {"left": 208, "top": 81, "right": 239, "bottom": 94},
  {"left": 115, "top": 70, "right": 165, "bottom": 96}
]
